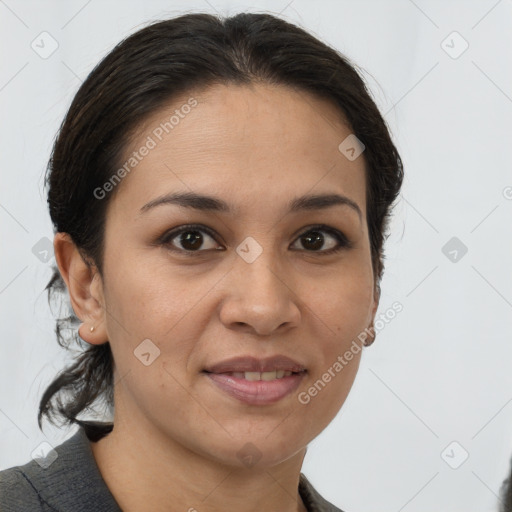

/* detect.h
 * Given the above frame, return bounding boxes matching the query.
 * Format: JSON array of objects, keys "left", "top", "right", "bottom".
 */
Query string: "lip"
[
  {"left": 203, "top": 355, "right": 306, "bottom": 373},
  {"left": 202, "top": 355, "right": 307, "bottom": 405},
  {"left": 204, "top": 371, "right": 306, "bottom": 405}
]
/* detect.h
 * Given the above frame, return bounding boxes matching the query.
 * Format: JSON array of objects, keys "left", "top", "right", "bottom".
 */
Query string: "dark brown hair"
[{"left": 39, "top": 12, "right": 404, "bottom": 441}]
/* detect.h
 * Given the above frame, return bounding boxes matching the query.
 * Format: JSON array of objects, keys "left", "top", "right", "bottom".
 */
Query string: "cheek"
[
  {"left": 101, "top": 257, "right": 214, "bottom": 392},
  {"left": 307, "top": 265, "right": 374, "bottom": 346},
  {"left": 299, "top": 263, "right": 373, "bottom": 411},
  {"left": 297, "top": 279, "right": 370, "bottom": 424},
  {"left": 103, "top": 256, "right": 198, "bottom": 336}
]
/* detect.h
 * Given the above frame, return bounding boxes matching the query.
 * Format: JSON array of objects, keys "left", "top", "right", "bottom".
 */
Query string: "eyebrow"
[{"left": 140, "top": 191, "right": 362, "bottom": 222}]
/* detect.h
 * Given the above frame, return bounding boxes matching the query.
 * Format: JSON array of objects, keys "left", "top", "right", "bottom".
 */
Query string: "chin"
[{"left": 198, "top": 429, "right": 307, "bottom": 470}]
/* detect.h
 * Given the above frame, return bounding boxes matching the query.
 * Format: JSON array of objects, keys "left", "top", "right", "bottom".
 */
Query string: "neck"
[{"left": 90, "top": 404, "right": 308, "bottom": 512}]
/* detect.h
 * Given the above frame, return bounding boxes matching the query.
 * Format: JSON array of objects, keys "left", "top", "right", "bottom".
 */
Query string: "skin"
[{"left": 54, "top": 82, "right": 379, "bottom": 512}]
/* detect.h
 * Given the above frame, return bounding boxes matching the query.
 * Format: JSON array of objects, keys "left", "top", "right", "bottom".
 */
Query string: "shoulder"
[
  {"left": 0, "top": 425, "right": 121, "bottom": 512},
  {"left": 299, "top": 473, "right": 347, "bottom": 512},
  {"left": 0, "top": 462, "right": 55, "bottom": 511}
]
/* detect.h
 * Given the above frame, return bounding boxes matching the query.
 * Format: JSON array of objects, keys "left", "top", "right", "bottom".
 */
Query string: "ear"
[
  {"left": 53, "top": 232, "right": 108, "bottom": 345},
  {"left": 370, "top": 281, "right": 381, "bottom": 326}
]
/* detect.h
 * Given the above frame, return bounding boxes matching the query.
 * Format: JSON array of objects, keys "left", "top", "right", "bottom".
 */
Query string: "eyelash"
[{"left": 157, "top": 223, "right": 353, "bottom": 256}]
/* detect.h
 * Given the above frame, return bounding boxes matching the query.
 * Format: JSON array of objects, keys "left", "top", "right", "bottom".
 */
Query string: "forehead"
[{"left": 110, "top": 82, "right": 367, "bottom": 220}]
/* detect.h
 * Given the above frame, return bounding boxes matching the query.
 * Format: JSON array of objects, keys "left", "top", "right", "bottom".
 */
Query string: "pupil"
[
  {"left": 303, "top": 231, "right": 323, "bottom": 250},
  {"left": 181, "top": 231, "right": 202, "bottom": 250}
]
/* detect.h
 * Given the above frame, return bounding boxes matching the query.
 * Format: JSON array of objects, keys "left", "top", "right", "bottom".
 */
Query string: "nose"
[{"left": 218, "top": 249, "right": 301, "bottom": 337}]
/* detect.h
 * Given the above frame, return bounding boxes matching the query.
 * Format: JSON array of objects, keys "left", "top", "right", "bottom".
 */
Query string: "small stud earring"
[{"left": 90, "top": 326, "right": 95, "bottom": 332}]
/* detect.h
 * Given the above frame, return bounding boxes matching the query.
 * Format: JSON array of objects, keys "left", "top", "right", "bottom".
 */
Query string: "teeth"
[{"left": 227, "top": 370, "right": 294, "bottom": 380}]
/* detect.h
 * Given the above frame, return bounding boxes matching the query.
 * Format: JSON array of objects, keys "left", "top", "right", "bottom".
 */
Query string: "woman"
[{"left": 0, "top": 12, "right": 403, "bottom": 512}]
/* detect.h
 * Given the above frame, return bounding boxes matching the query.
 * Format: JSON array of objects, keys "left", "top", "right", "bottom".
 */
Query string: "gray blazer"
[{"left": 0, "top": 427, "right": 344, "bottom": 511}]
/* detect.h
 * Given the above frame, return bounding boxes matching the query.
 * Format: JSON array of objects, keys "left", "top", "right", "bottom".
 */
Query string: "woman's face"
[{"left": 94, "top": 82, "right": 378, "bottom": 467}]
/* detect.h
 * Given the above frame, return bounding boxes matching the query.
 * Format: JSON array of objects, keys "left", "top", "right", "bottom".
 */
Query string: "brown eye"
[
  {"left": 159, "top": 223, "right": 351, "bottom": 256},
  {"left": 160, "top": 225, "right": 222, "bottom": 253},
  {"left": 291, "top": 225, "right": 351, "bottom": 254},
  {"left": 300, "top": 231, "right": 325, "bottom": 251},
  {"left": 177, "top": 230, "right": 204, "bottom": 251}
]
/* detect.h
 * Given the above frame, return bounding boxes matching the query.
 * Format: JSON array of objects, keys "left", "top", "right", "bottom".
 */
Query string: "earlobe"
[
  {"left": 77, "top": 322, "right": 107, "bottom": 345},
  {"left": 53, "top": 232, "right": 108, "bottom": 345}
]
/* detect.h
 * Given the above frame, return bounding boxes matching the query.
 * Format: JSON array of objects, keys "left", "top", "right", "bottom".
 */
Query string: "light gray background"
[{"left": 1, "top": 1, "right": 512, "bottom": 511}]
